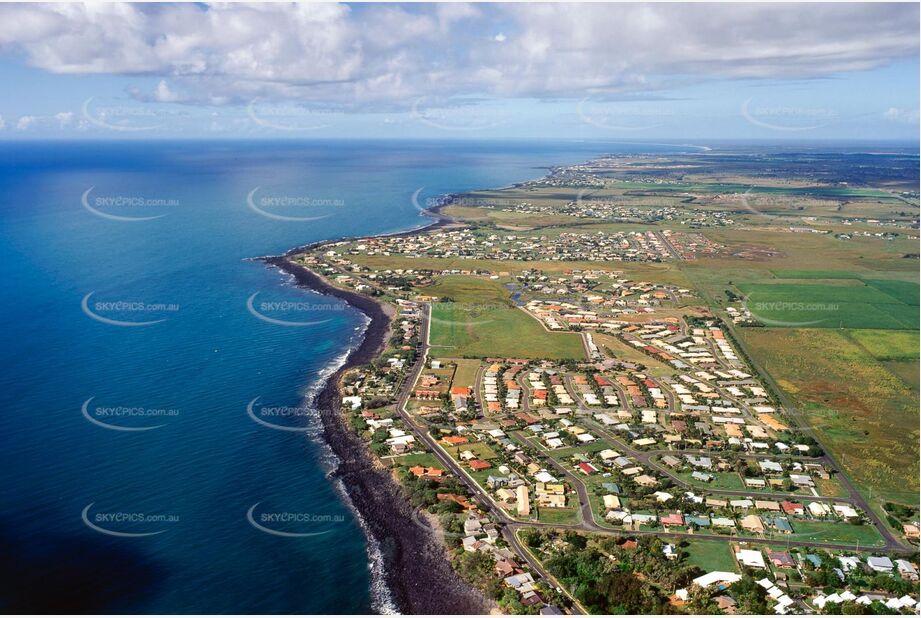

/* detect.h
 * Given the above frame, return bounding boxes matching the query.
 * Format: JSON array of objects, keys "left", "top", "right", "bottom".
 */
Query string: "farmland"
[{"left": 737, "top": 279, "right": 919, "bottom": 329}]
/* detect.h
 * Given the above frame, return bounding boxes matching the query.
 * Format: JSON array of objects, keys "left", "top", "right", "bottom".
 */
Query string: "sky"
[{"left": 0, "top": 2, "right": 918, "bottom": 141}]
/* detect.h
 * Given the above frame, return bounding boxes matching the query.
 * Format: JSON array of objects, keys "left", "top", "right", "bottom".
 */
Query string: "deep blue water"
[{"left": 0, "top": 139, "right": 690, "bottom": 613}]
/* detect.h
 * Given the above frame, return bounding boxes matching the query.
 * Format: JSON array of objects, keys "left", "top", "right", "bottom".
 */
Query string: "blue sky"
[{"left": 0, "top": 2, "right": 917, "bottom": 141}]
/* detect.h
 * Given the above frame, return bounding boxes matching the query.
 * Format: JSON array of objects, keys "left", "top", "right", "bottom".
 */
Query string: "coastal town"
[
  {"left": 5, "top": 3, "right": 919, "bottom": 616},
  {"left": 278, "top": 153, "right": 920, "bottom": 615}
]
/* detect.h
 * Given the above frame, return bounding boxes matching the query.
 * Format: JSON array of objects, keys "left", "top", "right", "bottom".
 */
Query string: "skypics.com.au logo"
[
  {"left": 246, "top": 503, "right": 344, "bottom": 538},
  {"left": 246, "top": 187, "right": 345, "bottom": 222},
  {"left": 81, "top": 503, "right": 179, "bottom": 538},
  {"left": 82, "top": 187, "right": 179, "bottom": 222},
  {"left": 81, "top": 292, "right": 179, "bottom": 327},
  {"left": 82, "top": 397, "right": 179, "bottom": 432}
]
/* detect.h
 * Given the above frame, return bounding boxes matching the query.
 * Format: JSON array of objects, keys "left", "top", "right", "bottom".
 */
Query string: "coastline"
[{"left": 260, "top": 205, "right": 492, "bottom": 615}]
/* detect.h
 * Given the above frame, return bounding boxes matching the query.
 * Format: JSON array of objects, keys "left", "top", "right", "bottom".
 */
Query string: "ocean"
[{"left": 0, "top": 139, "right": 690, "bottom": 613}]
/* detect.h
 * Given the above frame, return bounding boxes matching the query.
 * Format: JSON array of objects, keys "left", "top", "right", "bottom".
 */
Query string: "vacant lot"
[
  {"left": 448, "top": 358, "right": 482, "bottom": 389},
  {"left": 788, "top": 521, "right": 886, "bottom": 547},
  {"left": 536, "top": 505, "right": 581, "bottom": 525},
  {"left": 684, "top": 540, "right": 739, "bottom": 573},
  {"left": 427, "top": 277, "right": 585, "bottom": 360}
]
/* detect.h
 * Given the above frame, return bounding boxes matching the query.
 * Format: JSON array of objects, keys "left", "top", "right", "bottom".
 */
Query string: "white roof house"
[
  {"left": 692, "top": 571, "right": 742, "bottom": 588},
  {"left": 736, "top": 549, "right": 766, "bottom": 569},
  {"left": 867, "top": 556, "right": 894, "bottom": 573}
]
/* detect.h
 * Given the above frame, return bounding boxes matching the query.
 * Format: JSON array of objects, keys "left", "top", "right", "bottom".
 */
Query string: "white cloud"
[
  {"left": 0, "top": 3, "right": 915, "bottom": 109},
  {"left": 16, "top": 116, "right": 36, "bottom": 130},
  {"left": 883, "top": 107, "right": 920, "bottom": 124},
  {"left": 153, "top": 80, "right": 183, "bottom": 103},
  {"left": 54, "top": 111, "right": 73, "bottom": 127}
]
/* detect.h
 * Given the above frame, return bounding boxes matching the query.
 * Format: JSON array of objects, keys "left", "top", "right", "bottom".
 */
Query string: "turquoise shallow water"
[{"left": 0, "top": 139, "right": 688, "bottom": 613}]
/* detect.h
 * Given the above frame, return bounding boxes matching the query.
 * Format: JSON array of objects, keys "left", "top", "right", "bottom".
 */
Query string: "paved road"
[
  {"left": 391, "top": 305, "right": 587, "bottom": 611},
  {"left": 511, "top": 431, "right": 598, "bottom": 529},
  {"left": 608, "top": 309, "right": 905, "bottom": 552},
  {"left": 582, "top": 417, "right": 862, "bottom": 504},
  {"left": 654, "top": 230, "right": 682, "bottom": 260}
]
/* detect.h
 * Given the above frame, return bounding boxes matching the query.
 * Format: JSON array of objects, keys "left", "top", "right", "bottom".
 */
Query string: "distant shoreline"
[{"left": 258, "top": 200, "right": 492, "bottom": 614}]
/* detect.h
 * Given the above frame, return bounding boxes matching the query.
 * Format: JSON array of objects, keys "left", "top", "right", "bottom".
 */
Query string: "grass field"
[
  {"left": 815, "top": 476, "right": 849, "bottom": 498},
  {"left": 845, "top": 329, "right": 919, "bottom": 361},
  {"left": 684, "top": 540, "right": 739, "bottom": 572},
  {"left": 883, "top": 359, "right": 920, "bottom": 391},
  {"left": 536, "top": 505, "right": 581, "bottom": 525},
  {"left": 389, "top": 452, "right": 442, "bottom": 469},
  {"left": 787, "top": 521, "right": 886, "bottom": 547},
  {"left": 607, "top": 181, "right": 897, "bottom": 199},
  {"left": 546, "top": 440, "right": 615, "bottom": 461},
  {"left": 593, "top": 333, "right": 676, "bottom": 375},
  {"left": 457, "top": 442, "right": 498, "bottom": 460},
  {"left": 448, "top": 358, "right": 481, "bottom": 389},
  {"left": 738, "top": 327, "right": 919, "bottom": 507},
  {"left": 737, "top": 280, "right": 919, "bottom": 330},
  {"left": 427, "top": 277, "right": 585, "bottom": 360},
  {"left": 771, "top": 269, "right": 874, "bottom": 280},
  {"left": 675, "top": 470, "right": 746, "bottom": 491}
]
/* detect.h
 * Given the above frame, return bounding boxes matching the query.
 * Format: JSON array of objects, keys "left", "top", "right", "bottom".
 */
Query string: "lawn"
[
  {"left": 684, "top": 540, "right": 739, "bottom": 573},
  {"left": 787, "top": 521, "right": 886, "bottom": 547},
  {"left": 675, "top": 470, "right": 746, "bottom": 491},
  {"left": 546, "top": 440, "right": 615, "bottom": 461},
  {"left": 389, "top": 452, "right": 443, "bottom": 469},
  {"left": 536, "top": 505, "right": 581, "bottom": 525},
  {"left": 430, "top": 299, "right": 585, "bottom": 360},
  {"left": 454, "top": 441, "right": 499, "bottom": 460}
]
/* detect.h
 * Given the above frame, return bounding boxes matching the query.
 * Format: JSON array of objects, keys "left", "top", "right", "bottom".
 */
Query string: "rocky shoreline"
[{"left": 260, "top": 207, "right": 492, "bottom": 614}]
